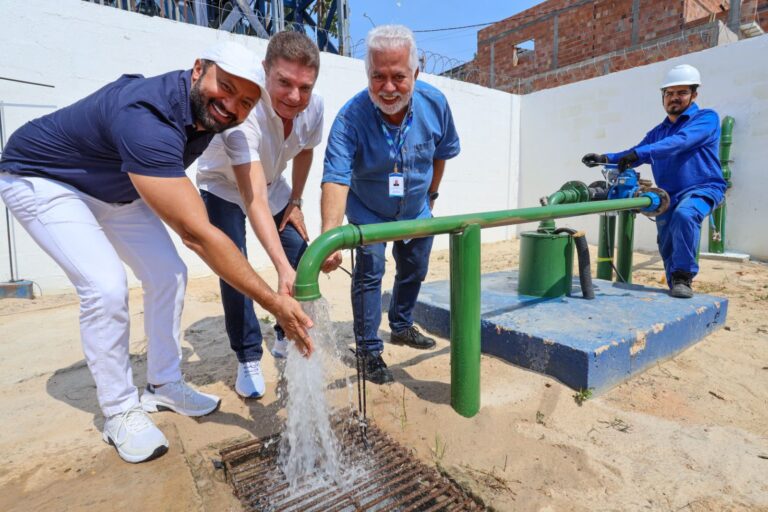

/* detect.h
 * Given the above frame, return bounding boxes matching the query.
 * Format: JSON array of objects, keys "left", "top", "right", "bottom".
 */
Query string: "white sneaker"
[
  {"left": 102, "top": 405, "right": 169, "bottom": 464},
  {"left": 271, "top": 337, "right": 289, "bottom": 359},
  {"left": 141, "top": 379, "right": 221, "bottom": 417},
  {"left": 235, "top": 360, "right": 266, "bottom": 398}
]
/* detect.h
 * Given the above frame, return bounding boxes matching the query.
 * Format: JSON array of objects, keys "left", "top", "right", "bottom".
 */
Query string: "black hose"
[{"left": 554, "top": 227, "right": 595, "bottom": 300}]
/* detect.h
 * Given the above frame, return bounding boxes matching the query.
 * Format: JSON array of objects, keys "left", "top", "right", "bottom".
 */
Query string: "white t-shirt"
[{"left": 196, "top": 86, "right": 324, "bottom": 215}]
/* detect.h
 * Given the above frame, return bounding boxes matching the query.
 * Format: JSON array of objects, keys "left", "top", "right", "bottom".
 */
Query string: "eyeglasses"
[{"left": 663, "top": 90, "right": 693, "bottom": 98}]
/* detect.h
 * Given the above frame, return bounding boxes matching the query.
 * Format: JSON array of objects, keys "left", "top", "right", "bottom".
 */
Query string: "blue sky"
[{"left": 347, "top": 0, "right": 546, "bottom": 64}]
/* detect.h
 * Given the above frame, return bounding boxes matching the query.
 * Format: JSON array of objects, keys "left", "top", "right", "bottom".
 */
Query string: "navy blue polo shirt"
[{"left": 0, "top": 70, "right": 213, "bottom": 203}]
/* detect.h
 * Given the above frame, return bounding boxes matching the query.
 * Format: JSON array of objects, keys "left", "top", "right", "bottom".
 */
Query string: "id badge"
[{"left": 389, "top": 173, "right": 404, "bottom": 197}]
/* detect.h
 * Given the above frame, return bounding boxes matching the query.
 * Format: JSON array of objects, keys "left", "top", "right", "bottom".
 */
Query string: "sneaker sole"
[
  {"left": 102, "top": 433, "right": 169, "bottom": 464},
  {"left": 234, "top": 386, "right": 265, "bottom": 399},
  {"left": 140, "top": 398, "right": 221, "bottom": 417}
]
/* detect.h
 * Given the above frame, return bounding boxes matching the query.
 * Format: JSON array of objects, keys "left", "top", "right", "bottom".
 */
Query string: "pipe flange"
[
  {"left": 560, "top": 181, "right": 590, "bottom": 203},
  {"left": 636, "top": 187, "right": 670, "bottom": 217}
]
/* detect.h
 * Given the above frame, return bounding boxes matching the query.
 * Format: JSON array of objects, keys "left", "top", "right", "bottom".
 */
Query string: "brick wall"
[
  {"left": 466, "top": 0, "right": 762, "bottom": 94},
  {"left": 759, "top": 0, "right": 768, "bottom": 30}
]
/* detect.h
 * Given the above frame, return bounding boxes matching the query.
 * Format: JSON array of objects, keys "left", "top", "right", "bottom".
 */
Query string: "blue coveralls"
[
  {"left": 323, "top": 81, "right": 461, "bottom": 355},
  {"left": 606, "top": 103, "right": 726, "bottom": 284}
]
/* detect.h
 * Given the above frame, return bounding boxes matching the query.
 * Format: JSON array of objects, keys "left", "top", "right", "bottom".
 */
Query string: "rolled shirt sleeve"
[
  {"left": 221, "top": 114, "right": 262, "bottom": 166},
  {"left": 434, "top": 100, "right": 460, "bottom": 161},
  {"left": 322, "top": 114, "right": 357, "bottom": 187},
  {"left": 306, "top": 99, "right": 325, "bottom": 149}
]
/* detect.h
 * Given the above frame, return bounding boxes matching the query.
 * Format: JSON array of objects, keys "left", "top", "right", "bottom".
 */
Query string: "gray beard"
[{"left": 368, "top": 88, "right": 411, "bottom": 117}]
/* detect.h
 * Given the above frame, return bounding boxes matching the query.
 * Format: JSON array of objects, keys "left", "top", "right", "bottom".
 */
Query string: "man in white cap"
[
  {"left": 0, "top": 40, "right": 314, "bottom": 463},
  {"left": 197, "top": 32, "right": 323, "bottom": 398},
  {"left": 582, "top": 64, "right": 726, "bottom": 298}
]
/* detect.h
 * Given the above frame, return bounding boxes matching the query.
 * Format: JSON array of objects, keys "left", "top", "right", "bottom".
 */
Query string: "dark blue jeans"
[
  {"left": 352, "top": 235, "right": 433, "bottom": 356},
  {"left": 200, "top": 190, "right": 307, "bottom": 362}
]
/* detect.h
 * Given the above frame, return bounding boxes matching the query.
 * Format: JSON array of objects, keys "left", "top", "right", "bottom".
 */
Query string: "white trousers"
[{"left": 0, "top": 174, "right": 186, "bottom": 417}]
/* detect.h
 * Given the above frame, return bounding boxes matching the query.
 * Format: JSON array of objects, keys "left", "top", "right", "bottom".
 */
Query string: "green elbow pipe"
[
  {"left": 295, "top": 197, "right": 653, "bottom": 301},
  {"left": 293, "top": 224, "right": 362, "bottom": 301},
  {"left": 538, "top": 181, "right": 590, "bottom": 232}
]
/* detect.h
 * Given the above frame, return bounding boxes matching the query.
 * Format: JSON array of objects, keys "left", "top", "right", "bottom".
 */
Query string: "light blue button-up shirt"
[
  {"left": 323, "top": 81, "right": 460, "bottom": 224},
  {"left": 606, "top": 103, "right": 726, "bottom": 206}
]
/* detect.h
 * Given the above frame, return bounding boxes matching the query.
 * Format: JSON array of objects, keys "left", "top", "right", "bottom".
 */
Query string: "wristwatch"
[
  {"left": 290, "top": 198, "right": 303, "bottom": 208},
  {"left": 428, "top": 191, "right": 439, "bottom": 201}
]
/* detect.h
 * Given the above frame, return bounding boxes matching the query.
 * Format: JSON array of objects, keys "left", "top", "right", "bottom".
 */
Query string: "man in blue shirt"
[
  {"left": 583, "top": 64, "right": 726, "bottom": 298},
  {"left": 321, "top": 25, "right": 461, "bottom": 384},
  {"left": 0, "top": 41, "right": 313, "bottom": 464}
]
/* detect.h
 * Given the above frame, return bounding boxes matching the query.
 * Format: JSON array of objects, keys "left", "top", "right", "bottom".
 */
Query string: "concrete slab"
[{"left": 384, "top": 271, "right": 728, "bottom": 393}]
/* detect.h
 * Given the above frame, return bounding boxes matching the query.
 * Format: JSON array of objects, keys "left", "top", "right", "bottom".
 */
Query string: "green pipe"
[
  {"left": 295, "top": 197, "right": 654, "bottom": 301},
  {"left": 538, "top": 181, "right": 590, "bottom": 232},
  {"left": 293, "top": 225, "right": 362, "bottom": 301},
  {"left": 709, "top": 115, "right": 734, "bottom": 254},
  {"left": 616, "top": 210, "right": 636, "bottom": 283},
  {"left": 596, "top": 214, "right": 616, "bottom": 280},
  {"left": 537, "top": 192, "right": 566, "bottom": 232},
  {"left": 450, "top": 224, "right": 481, "bottom": 417}
]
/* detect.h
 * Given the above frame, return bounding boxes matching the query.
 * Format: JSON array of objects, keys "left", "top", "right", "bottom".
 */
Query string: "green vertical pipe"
[
  {"left": 449, "top": 224, "right": 481, "bottom": 417},
  {"left": 616, "top": 210, "right": 636, "bottom": 283},
  {"left": 709, "top": 115, "right": 734, "bottom": 254},
  {"left": 596, "top": 214, "right": 616, "bottom": 281},
  {"left": 537, "top": 191, "right": 566, "bottom": 232}
]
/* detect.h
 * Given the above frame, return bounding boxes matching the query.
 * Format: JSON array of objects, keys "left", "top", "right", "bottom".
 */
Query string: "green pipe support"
[
  {"left": 709, "top": 115, "right": 734, "bottom": 254},
  {"left": 596, "top": 214, "right": 616, "bottom": 281},
  {"left": 616, "top": 210, "right": 636, "bottom": 283},
  {"left": 450, "top": 224, "right": 481, "bottom": 417},
  {"left": 294, "top": 196, "right": 654, "bottom": 418}
]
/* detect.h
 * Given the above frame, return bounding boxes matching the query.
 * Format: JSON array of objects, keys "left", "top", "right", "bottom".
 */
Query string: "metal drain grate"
[{"left": 220, "top": 416, "right": 484, "bottom": 511}]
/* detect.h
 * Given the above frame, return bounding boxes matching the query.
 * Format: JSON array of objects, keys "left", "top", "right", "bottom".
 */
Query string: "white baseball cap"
[{"left": 199, "top": 41, "right": 267, "bottom": 99}]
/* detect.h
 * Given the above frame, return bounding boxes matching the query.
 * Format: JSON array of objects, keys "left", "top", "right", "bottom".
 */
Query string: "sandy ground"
[{"left": 1, "top": 239, "right": 767, "bottom": 511}]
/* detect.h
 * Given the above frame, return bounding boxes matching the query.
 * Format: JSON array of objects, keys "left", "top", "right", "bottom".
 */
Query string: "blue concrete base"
[
  {"left": 0, "top": 280, "right": 35, "bottom": 299},
  {"left": 383, "top": 271, "right": 728, "bottom": 393}
]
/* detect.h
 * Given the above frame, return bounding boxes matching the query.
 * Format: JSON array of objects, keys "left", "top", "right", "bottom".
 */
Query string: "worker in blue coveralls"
[
  {"left": 320, "top": 25, "right": 461, "bottom": 384},
  {"left": 0, "top": 41, "right": 313, "bottom": 464},
  {"left": 582, "top": 64, "right": 725, "bottom": 299}
]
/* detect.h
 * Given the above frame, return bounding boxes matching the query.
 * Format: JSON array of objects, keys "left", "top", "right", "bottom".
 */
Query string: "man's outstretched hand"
[{"left": 270, "top": 295, "right": 314, "bottom": 357}]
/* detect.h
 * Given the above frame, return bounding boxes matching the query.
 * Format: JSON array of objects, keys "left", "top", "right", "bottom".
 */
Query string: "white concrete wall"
[
  {"left": 0, "top": 0, "right": 519, "bottom": 292},
  {"left": 519, "top": 34, "right": 768, "bottom": 259}
]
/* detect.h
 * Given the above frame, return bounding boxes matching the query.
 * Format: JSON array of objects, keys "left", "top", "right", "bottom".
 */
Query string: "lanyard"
[{"left": 377, "top": 106, "right": 413, "bottom": 172}]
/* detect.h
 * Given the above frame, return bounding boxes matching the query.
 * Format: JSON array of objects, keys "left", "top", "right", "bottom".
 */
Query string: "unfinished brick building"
[{"left": 465, "top": 0, "right": 768, "bottom": 94}]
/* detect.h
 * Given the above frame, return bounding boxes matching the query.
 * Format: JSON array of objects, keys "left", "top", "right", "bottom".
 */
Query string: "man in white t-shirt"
[{"left": 196, "top": 32, "right": 323, "bottom": 398}]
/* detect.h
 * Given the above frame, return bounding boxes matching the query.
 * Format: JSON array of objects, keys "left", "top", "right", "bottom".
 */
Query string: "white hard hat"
[
  {"left": 199, "top": 41, "right": 266, "bottom": 96},
  {"left": 661, "top": 64, "right": 701, "bottom": 89}
]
